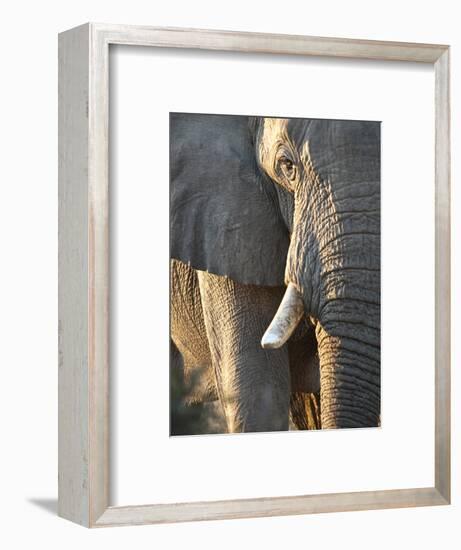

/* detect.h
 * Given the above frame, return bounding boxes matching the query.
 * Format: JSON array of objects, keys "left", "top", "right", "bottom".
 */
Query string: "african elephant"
[{"left": 170, "top": 113, "right": 380, "bottom": 433}]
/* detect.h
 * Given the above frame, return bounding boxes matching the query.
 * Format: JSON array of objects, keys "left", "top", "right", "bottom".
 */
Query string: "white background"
[
  {"left": 112, "top": 47, "right": 434, "bottom": 505},
  {"left": 1, "top": 1, "right": 459, "bottom": 548}
]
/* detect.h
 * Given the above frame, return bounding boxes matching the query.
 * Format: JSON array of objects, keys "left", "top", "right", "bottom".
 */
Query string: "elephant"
[{"left": 170, "top": 112, "right": 380, "bottom": 433}]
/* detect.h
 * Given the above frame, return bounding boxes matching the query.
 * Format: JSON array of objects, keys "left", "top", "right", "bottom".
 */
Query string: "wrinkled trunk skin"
[
  {"left": 315, "top": 321, "right": 379, "bottom": 428},
  {"left": 285, "top": 161, "right": 380, "bottom": 429}
]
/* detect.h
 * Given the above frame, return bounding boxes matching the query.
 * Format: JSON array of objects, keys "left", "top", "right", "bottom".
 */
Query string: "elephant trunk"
[
  {"left": 315, "top": 249, "right": 380, "bottom": 427},
  {"left": 307, "top": 224, "right": 381, "bottom": 428},
  {"left": 315, "top": 318, "right": 380, "bottom": 428}
]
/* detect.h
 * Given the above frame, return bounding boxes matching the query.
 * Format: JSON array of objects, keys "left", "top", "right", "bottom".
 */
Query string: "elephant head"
[
  {"left": 254, "top": 118, "right": 380, "bottom": 428},
  {"left": 170, "top": 113, "right": 380, "bottom": 430}
]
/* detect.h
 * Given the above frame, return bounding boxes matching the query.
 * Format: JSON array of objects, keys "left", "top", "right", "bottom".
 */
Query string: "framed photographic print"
[{"left": 58, "top": 24, "right": 450, "bottom": 527}]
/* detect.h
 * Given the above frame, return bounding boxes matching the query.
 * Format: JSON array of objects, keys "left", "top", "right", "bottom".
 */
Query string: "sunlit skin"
[
  {"left": 170, "top": 113, "right": 380, "bottom": 434},
  {"left": 255, "top": 117, "right": 380, "bottom": 429}
]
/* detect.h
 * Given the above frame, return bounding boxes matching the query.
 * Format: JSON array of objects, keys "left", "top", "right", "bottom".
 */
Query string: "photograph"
[{"left": 170, "top": 112, "right": 381, "bottom": 435}]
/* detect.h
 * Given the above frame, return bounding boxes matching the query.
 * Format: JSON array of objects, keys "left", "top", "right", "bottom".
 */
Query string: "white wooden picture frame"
[{"left": 58, "top": 23, "right": 450, "bottom": 527}]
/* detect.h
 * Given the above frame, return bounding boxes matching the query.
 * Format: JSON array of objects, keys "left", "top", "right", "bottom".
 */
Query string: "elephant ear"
[{"left": 170, "top": 113, "right": 290, "bottom": 286}]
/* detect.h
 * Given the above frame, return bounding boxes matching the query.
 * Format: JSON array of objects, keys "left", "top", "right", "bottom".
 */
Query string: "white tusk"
[{"left": 261, "top": 283, "right": 304, "bottom": 349}]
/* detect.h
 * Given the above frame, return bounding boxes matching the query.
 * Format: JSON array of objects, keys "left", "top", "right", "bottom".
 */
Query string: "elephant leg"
[
  {"left": 170, "top": 259, "right": 218, "bottom": 404},
  {"left": 197, "top": 271, "right": 290, "bottom": 433}
]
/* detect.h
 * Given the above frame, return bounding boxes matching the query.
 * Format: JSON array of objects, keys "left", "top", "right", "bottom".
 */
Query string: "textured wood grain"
[
  {"left": 94, "top": 488, "right": 447, "bottom": 527},
  {"left": 96, "top": 23, "right": 447, "bottom": 62},
  {"left": 434, "top": 49, "right": 451, "bottom": 503},
  {"left": 58, "top": 24, "right": 90, "bottom": 527},
  {"left": 58, "top": 23, "right": 451, "bottom": 528},
  {"left": 58, "top": 23, "right": 110, "bottom": 527},
  {"left": 88, "top": 21, "right": 111, "bottom": 526}
]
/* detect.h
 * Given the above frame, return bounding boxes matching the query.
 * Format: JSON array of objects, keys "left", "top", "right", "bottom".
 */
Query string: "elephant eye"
[{"left": 278, "top": 156, "right": 296, "bottom": 182}]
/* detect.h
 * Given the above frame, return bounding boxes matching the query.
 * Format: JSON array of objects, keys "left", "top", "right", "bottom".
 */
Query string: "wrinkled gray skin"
[
  {"left": 170, "top": 113, "right": 380, "bottom": 432},
  {"left": 171, "top": 259, "right": 320, "bottom": 432}
]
